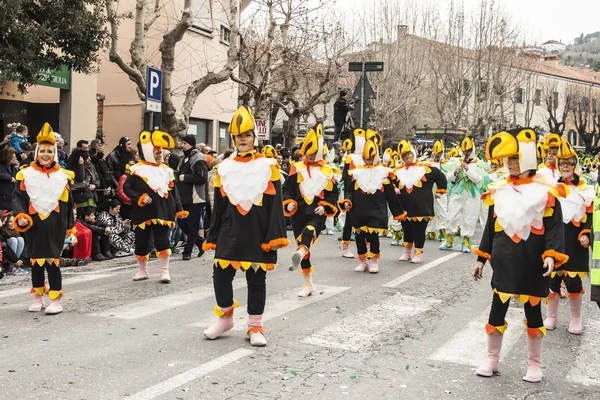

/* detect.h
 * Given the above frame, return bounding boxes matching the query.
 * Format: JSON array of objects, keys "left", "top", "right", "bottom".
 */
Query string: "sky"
[{"left": 343, "top": 0, "right": 600, "bottom": 46}]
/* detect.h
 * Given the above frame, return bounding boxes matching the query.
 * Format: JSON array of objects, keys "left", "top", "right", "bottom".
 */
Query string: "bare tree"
[
  {"left": 543, "top": 82, "right": 575, "bottom": 135},
  {"left": 104, "top": 0, "right": 241, "bottom": 137}
]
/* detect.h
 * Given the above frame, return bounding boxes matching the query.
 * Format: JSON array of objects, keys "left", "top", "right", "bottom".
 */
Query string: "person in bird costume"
[
  {"left": 13, "top": 123, "right": 75, "bottom": 315},
  {"left": 283, "top": 124, "right": 339, "bottom": 297},
  {"left": 580, "top": 157, "right": 595, "bottom": 185},
  {"left": 383, "top": 148, "right": 404, "bottom": 245},
  {"left": 338, "top": 138, "right": 406, "bottom": 273},
  {"left": 473, "top": 128, "right": 568, "bottom": 383},
  {"left": 536, "top": 139, "right": 546, "bottom": 166},
  {"left": 537, "top": 133, "right": 561, "bottom": 183},
  {"left": 124, "top": 130, "right": 186, "bottom": 284},
  {"left": 478, "top": 159, "right": 505, "bottom": 229},
  {"left": 394, "top": 140, "right": 447, "bottom": 264},
  {"left": 442, "top": 137, "right": 488, "bottom": 253},
  {"left": 202, "top": 106, "right": 289, "bottom": 346},
  {"left": 338, "top": 129, "right": 379, "bottom": 258},
  {"left": 426, "top": 140, "right": 451, "bottom": 242},
  {"left": 543, "top": 139, "right": 593, "bottom": 335},
  {"left": 589, "top": 159, "right": 599, "bottom": 184}
]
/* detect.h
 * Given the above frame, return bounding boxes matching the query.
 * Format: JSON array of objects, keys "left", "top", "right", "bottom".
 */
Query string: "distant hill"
[{"left": 561, "top": 32, "right": 600, "bottom": 69}]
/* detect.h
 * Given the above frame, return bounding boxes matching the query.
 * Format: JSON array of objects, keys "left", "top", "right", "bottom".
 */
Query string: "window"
[
  {"left": 218, "top": 122, "right": 230, "bottom": 153},
  {"left": 220, "top": 25, "right": 231, "bottom": 43},
  {"left": 191, "top": 0, "right": 213, "bottom": 33},
  {"left": 534, "top": 89, "right": 541, "bottom": 106},
  {"left": 478, "top": 81, "right": 488, "bottom": 101},
  {"left": 188, "top": 118, "right": 213, "bottom": 145},
  {"left": 553, "top": 92, "right": 559, "bottom": 109},
  {"left": 582, "top": 97, "right": 589, "bottom": 111},
  {"left": 461, "top": 79, "right": 471, "bottom": 96},
  {"left": 515, "top": 88, "right": 525, "bottom": 104}
]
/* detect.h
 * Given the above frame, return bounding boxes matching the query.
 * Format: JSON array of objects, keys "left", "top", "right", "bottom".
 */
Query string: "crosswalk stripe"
[
  {"left": 301, "top": 294, "right": 441, "bottom": 352},
  {"left": 90, "top": 281, "right": 246, "bottom": 320},
  {"left": 382, "top": 253, "right": 462, "bottom": 288},
  {"left": 0, "top": 274, "right": 109, "bottom": 299},
  {"left": 429, "top": 306, "right": 524, "bottom": 367},
  {"left": 188, "top": 285, "right": 350, "bottom": 329},
  {"left": 126, "top": 348, "right": 254, "bottom": 400},
  {"left": 569, "top": 320, "right": 600, "bottom": 385}
]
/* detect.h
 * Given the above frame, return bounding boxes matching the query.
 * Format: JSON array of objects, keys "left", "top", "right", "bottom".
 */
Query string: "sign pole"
[{"left": 360, "top": 62, "right": 366, "bottom": 128}]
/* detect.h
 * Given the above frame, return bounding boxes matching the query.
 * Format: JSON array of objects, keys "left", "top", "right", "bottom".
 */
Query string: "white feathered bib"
[
  {"left": 559, "top": 182, "right": 594, "bottom": 225},
  {"left": 21, "top": 167, "right": 70, "bottom": 218},
  {"left": 395, "top": 164, "right": 427, "bottom": 191},
  {"left": 130, "top": 163, "right": 174, "bottom": 198},
  {"left": 350, "top": 165, "right": 391, "bottom": 194}
]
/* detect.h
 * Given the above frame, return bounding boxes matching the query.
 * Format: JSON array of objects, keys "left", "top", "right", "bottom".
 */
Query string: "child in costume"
[
  {"left": 124, "top": 130, "right": 186, "bottom": 284},
  {"left": 537, "top": 133, "right": 561, "bottom": 183},
  {"left": 13, "top": 123, "right": 74, "bottom": 315},
  {"left": 478, "top": 159, "right": 505, "bottom": 228},
  {"left": 442, "top": 137, "right": 488, "bottom": 253},
  {"left": 202, "top": 106, "right": 289, "bottom": 346},
  {"left": 339, "top": 138, "right": 406, "bottom": 273},
  {"left": 394, "top": 140, "right": 447, "bottom": 264},
  {"left": 383, "top": 148, "right": 404, "bottom": 246},
  {"left": 283, "top": 124, "right": 339, "bottom": 297},
  {"left": 473, "top": 128, "right": 568, "bottom": 383},
  {"left": 543, "top": 139, "right": 593, "bottom": 335},
  {"left": 426, "top": 140, "right": 451, "bottom": 242}
]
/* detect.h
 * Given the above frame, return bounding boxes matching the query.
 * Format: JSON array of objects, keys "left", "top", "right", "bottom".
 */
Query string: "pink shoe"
[
  {"left": 410, "top": 249, "right": 423, "bottom": 264},
  {"left": 568, "top": 295, "right": 583, "bottom": 335},
  {"left": 354, "top": 257, "right": 369, "bottom": 272},
  {"left": 342, "top": 242, "right": 355, "bottom": 258},
  {"left": 297, "top": 272, "right": 313, "bottom": 297},
  {"left": 476, "top": 333, "right": 503, "bottom": 377},
  {"left": 45, "top": 299, "right": 63, "bottom": 315},
  {"left": 543, "top": 294, "right": 559, "bottom": 330},
  {"left": 523, "top": 335, "right": 544, "bottom": 383},
  {"left": 158, "top": 254, "right": 170, "bottom": 283},
  {"left": 28, "top": 294, "right": 45, "bottom": 312},
  {"left": 368, "top": 257, "right": 379, "bottom": 273},
  {"left": 133, "top": 258, "right": 149, "bottom": 281},
  {"left": 203, "top": 306, "right": 234, "bottom": 340},
  {"left": 247, "top": 315, "right": 266, "bottom": 347},
  {"left": 399, "top": 246, "right": 412, "bottom": 261}
]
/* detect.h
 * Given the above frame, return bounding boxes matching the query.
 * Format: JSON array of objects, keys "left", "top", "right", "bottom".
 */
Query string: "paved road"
[{"left": 1, "top": 230, "right": 599, "bottom": 399}]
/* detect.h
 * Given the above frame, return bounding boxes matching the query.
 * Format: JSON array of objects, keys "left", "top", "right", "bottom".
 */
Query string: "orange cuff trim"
[
  {"left": 176, "top": 210, "right": 189, "bottom": 218},
  {"left": 14, "top": 213, "right": 33, "bottom": 233},
  {"left": 578, "top": 229, "right": 591, "bottom": 247},
  {"left": 393, "top": 211, "right": 408, "bottom": 221},
  {"left": 541, "top": 250, "right": 569, "bottom": 268},
  {"left": 568, "top": 289, "right": 586, "bottom": 299},
  {"left": 301, "top": 266, "right": 314, "bottom": 275},
  {"left": 485, "top": 322, "right": 508, "bottom": 335},
  {"left": 523, "top": 320, "right": 547, "bottom": 338},
  {"left": 283, "top": 199, "right": 298, "bottom": 217},
  {"left": 30, "top": 286, "right": 49, "bottom": 296},
  {"left": 202, "top": 242, "right": 216, "bottom": 251},
  {"left": 136, "top": 254, "right": 150, "bottom": 262},
  {"left": 436, "top": 189, "right": 448, "bottom": 194},
  {"left": 318, "top": 201, "right": 338, "bottom": 217},
  {"left": 214, "top": 299, "right": 239, "bottom": 317},
  {"left": 403, "top": 242, "right": 414, "bottom": 248},
  {"left": 261, "top": 238, "right": 290, "bottom": 252},
  {"left": 474, "top": 248, "right": 491, "bottom": 261},
  {"left": 414, "top": 249, "right": 423, "bottom": 255},
  {"left": 48, "top": 290, "right": 64, "bottom": 300},
  {"left": 337, "top": 199, "right": 352, "bottom": 211},
  {"left": 137, "top": 193, "right": 150, "bottom": 207},
  {"left": 246, "top": 327, "right": 265, "bottom": 335},
  {"left": 155, "top": 248, "right": 172, "bottom": 258}
]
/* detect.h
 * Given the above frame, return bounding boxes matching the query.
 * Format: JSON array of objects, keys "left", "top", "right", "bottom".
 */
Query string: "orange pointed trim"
[
  {"left": 202, "top": 242, "right": 216, "bottom": 251},
  {"left": 48, "top": 290, "right": 64, "bottom": 301},
  {"left": 546, "top": 192, "right": 556, "bottom": 207},
  {"left": 485, "top": 322, "right": 508, "bottom": 335},
  {"left": 435, "top": 189, "right": 448, "bottom": 194},
  {"left": 30, "top": 285, "right": 49, "bottom": 296},
  {"left": 408, "top": 216, "right": 433, "bottom": 222},
  {"left": 283, "top": 199, "right": 298, "bottom": 217},
  {"left": 214, "top": 299, "right": 239, "bottom": 317},
  {"left": 301, "top": 266, "right": 315, "bottom": 275},
  {"left": 366, "top": 251, "right": 381, "bottom": 259},
  {"left": 136, "top": 254, "right": 150, "bottom": 262},
  {"left": 235, "top": 204, "right": 250, "bottom": 216},
  {"left": 14, "top": 213, "right": 33, "bottom": 233},
  {"left": 403, "top": 242, "right": 414, "bottom": 248},
  {"left": 261, "top": 237, "right": 290, "bottom": 252},
  {"left": 265, "top": 180, "right": 276, "bottom": 195},
  {"left": 19, "top": 180, "right": 26, "bottom": 191},
  {"left": 523, "top": 320, "right": 546, "bottom": 338},
  {"left": 65, "top": 228, "right": 76, "bottom": 236},
  {"left": 493, "top": 288, "right": 544, "bottom": 306},
  {"left": 175, "top": 210, "right": 189, "bottom": 218},
  {"left": 318, "top": 201, "right": 338, "bottom": 217},
  {"left": 474, "top": 248, "right": 491, "bottom": 261},
  {"left": 246, "top": 327, "right": 265, "bottom": 336},
  {"left": 340, "top": 240, "right": 351, "bottom": 245},
  {"left": 156, "top": 248, "right": 172, "bottom": 258},
  {"left": 567, "top": 289, "right": 586, "bottom": 299},
  {"left": 414, "top": 249, "right": 423, "bottom": 255},
  {"left": 393, "top": 211, "right": 408, "bottom": 221},
  {"left": 354, "top": 226, "right": 388, "bottom": 235},
  {"left": 233, "top": 153, "right": 263, "bottom": 163},
  {"left": 508, "top": 175, "right": 535, "bottom": 185},
  {"left": 541, "top": 250, "right": 569, "bottom": 268},
  {"left": 358, "top": 254, "right": 367, "bottom": 260},
  {"left": 337, "top": 199, "right": 353, "bottom": 212},
  {"left": 530, "top": 225, "right": 545, "bottom": 235},
  {"left": 213, "top": 259, "right": 275, "bottom": 271},
  {"left": 30, "top": 258, "right": 59, "bottom": 267},
  {"left": 137, "top": 193, "right": 150, "bottom": 207},
  {"left": 578, "top": 229, "right": 591, "bottom": 246},
  {"left": 31, "top": 162, "right": 61, "bottom": 174},
  {"left": 548, "top": 291, "right": 559, "bottom": 299},
  {"left": 405, "top": 186, "right": 414, "bottom": 194}
]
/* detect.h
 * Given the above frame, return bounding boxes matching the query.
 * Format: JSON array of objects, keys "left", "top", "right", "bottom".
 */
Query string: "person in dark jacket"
[
  {"left": 333, "top": 90, "right": 353, "bottom": 142},
  {"left": 107, "top": 136, "right": 133, "bottom": 187},
  {"left": 78, "top": 207, "right": 113, "bottom": 261},
  {"left": 176, "top": 135, "right": 209, "bottom": 260},
  {"left": 90, "top": 139, "right": 115, "bottom": 210},
  {"left": 0, "top": 147, "right": 18, "bottom": 211},
  {"left": 68, "top": 149, "right": 97, "bottom": 209}
]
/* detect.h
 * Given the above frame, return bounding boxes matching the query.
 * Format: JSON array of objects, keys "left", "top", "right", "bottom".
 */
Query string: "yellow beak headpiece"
[
  {"left": 36, "top": 122, "right": 56, "bottom": 145},
  {"left": 300, "top": 124, "right": 325, "bottom": 162},
  {"left": 460, "top": 137, "right": 474, "bottom": 153},
  {"left": 545, "top": 133, "right": 561, "bottom": 149},
  {"left": 261, "top": 145, "right": 278, "bottom": 159},
  {"left": 433, "top": 140, "right": 444, "bottom": 156},
  {"left": 397, "top": 140, "right": 412, "bottom": 156},
  {"left": 363, "top": 139, "right": 379, "bottom": 162},
  {"left": 536, "top": 142, "right": 546, "bottom": 160},
  {"left": 556, "top": 138, "right": 577, "bottom": 159},
  {"left": 353, "top": 129, "right": 367, "bottom": 155},
  {"left": 486, "top": 128, "right": 537, "bottom": 173},
  {"left": 342, "top": 138, "right": 353, "bottom": 152}
]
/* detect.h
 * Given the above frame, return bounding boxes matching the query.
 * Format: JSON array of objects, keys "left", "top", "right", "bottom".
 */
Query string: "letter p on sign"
[{"left": 146, "top": 66, "right": 163, "bottom": 102}]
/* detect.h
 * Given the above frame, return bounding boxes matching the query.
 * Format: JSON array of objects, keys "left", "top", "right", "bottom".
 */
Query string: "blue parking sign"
[{"left": 146, "top": 66, "right": 162, "bottom": 102}]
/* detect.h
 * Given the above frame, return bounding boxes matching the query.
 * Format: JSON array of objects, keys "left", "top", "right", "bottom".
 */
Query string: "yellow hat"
[
  {"left": 261, "top": 145, "right": 278, "bottom": 159},
  {"left": 486, "top": 128, "right": 537, "bottom": 172},
  {"left": 36, "top": 123, "right": 56, "bottom": 145},
  {"left": 536, "top": 142, "right": 546, "bottom": 160},
  {"left": 363, "top": 139, "right": 379, "bottom": 160},
  {"left": 433, "top": 140, "right": 444, "bottom": 156},
  {"left": 300, "top": 124, "right": 325, "bottom": 162},
  {"left": 229, "top": 106, "right": 255, "bottom": 135},
  {"left": 556, "top": 138, "right": 577, "bottom": 159},
  {"left": 460, "top": 137, "right": 474, "bottom": 153},
  {"left": 545, "top": 133, "right": 561, "bottom": 149},
  {"left": 397, "top": 140, "right": 412, "bottom": 155}
]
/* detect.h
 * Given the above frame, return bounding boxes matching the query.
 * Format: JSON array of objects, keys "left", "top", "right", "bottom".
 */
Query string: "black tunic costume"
[
  {"left": 283, "top": 160, "right": 339, "bottom": 271},
  {"left": 13, "top": 161, "right": 74, "bottom": 297},
  {"left": 476, "top": 175, "right": 568, "bottom": 302},
  {"left": 550, "top": 176, "right": 593, "bottom": 296}
]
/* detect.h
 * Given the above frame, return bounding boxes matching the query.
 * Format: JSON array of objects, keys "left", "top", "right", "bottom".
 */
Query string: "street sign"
[
  {"left": 348, "top": 62, "right": 383, "bottom": 128},
  {"left": 146, "top": 66, "right": 162, "bottom": 113},
  {"left": 348, "top": 62, "right": 384, "bottom": 72},
  {"left": 255, "top": 119, "right": 270, "bottom": 141}
]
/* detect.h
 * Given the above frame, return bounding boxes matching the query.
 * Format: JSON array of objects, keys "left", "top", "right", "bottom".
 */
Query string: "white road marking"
[
  {"left": 570, "top": 320, "right": 600, "bottom": 385},
  {"left": 126, "top": 348, "right": 254, "bottom": 400},
  {"left": 383, "top": 252, "right": 462, "bottom": 288},
  {"left": 301, "top": 294, "right": 441, "bottom": 352},
  {"left": 90, "top": 281, "right": 246, "bottom": 320},
  {"left": 189, "top": 285, "right": 350, "bottom": 329},
  {"left": 0, "top": 274, "right": 109, "bottom": 299},
  {"left": 429, "top": 306, "right": 524, "bottom": 367}
]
